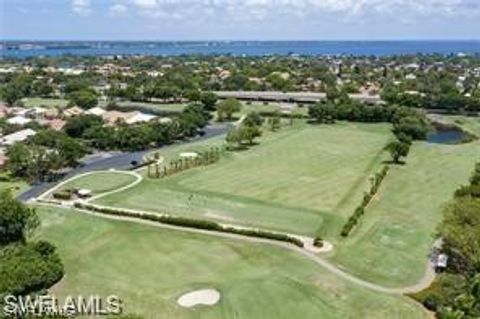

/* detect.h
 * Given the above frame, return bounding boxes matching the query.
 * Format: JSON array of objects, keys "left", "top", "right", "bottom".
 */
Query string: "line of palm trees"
[{"left": 147, "top": 147, "right": 222, "bottom": 179}]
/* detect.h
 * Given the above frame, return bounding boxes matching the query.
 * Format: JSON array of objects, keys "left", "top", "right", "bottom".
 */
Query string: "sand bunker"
[{"left": 177, "top": 289, "right": 220, "bottom": 308}]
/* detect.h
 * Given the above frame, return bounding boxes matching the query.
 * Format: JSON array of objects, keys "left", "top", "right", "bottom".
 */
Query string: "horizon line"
[{"left": 2, "top": 39, "right": 480, "bottom": 42}]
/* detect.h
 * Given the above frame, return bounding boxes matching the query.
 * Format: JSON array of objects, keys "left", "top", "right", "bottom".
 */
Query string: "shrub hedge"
[
  {"left": 340, "top": 165, "right": 389, "bottom": 237},
  {"left": 52, "top": 189, "right": 73, "bottom": 200},
  {"left": 74, "top": 203, "right": 304, "bottom": 248}
]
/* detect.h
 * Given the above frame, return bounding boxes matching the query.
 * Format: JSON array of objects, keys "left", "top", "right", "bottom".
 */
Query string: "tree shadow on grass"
[
  {"left": 226, "top": 142, "right": 260, "bottom": 152},
  {"left": 382, "top": 159, "right": 407, "bottom": 165}
]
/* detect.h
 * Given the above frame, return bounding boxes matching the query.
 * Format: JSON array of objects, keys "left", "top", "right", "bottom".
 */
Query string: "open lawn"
[
  {"left": 21, "top": 97, "right": 69, "bottom": 108},
  {"left": 330, "top": 139, "right": 480, "bottom": 287},
  {"left": 58, "top": 171, "right": 138, "bottom": 195},
  {"left": 97, "top": 122, "right": 392, "bottom": 236},
  {"left": 35, "top": 206, "right": 427, "bottom": 319},
  {"left": 0, "top": 172, "right": 28, "bottom": 195}
]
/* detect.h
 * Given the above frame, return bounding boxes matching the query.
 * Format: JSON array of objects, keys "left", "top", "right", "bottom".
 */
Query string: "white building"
[
  {"left": 86, "top": 107, "right": 106, "bottom": 116},
  {"left": 125, "top": 112, "right": 156, "bottom": 125},
  {"left": 7, "top": 115, "right": 32, "bottom": 125},
  {"left": 0, "top": 129, "right": 37, "bottom": 146}
]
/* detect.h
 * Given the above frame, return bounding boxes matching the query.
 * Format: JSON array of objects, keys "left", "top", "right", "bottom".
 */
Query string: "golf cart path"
[
  {"left": 37, "top": 170, "right": 143, "bottom": 202},
  {"left": 36, "top": 199, "right": 436, "bottom": 296}
]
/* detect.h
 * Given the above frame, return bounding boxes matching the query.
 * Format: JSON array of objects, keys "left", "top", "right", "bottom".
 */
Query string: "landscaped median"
[{"left": 73, "top": 202, "right": 305, "bottom": 248}]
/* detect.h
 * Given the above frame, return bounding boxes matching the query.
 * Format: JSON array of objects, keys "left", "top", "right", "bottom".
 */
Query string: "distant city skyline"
[{"left": 1, "top": 0, "right": 480, "bottom": 41}]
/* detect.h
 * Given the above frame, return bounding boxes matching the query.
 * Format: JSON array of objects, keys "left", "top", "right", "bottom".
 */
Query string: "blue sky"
[{"left": 1, "top": 0, "right": 480, "bottom": 40}]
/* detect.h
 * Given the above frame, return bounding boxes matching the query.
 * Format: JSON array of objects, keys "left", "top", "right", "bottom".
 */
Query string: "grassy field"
[
  {"left": 0, "top": 172, "right": 28, "bottom": 195},
  {"left": 330, "top": 139, "right": 480, "bottom": 287},
  {"left": 35, "top": 206, "right": 427, "bottom": 319},
  {"left": 97, "top": 122, "right": 392, "bottom": 236},
  {"left": 21, "top": 97, "right": 69, "bottom": 108},
  {"left": 58, "top": 171, "right": 137, "bottom": 195}
]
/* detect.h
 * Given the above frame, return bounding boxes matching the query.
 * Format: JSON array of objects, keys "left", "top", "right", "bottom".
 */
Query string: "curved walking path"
[
  {"left": 37, "top": 170, "right": 143, "bottom": 202},
  {"left": 34, "top": 163, "right": 436, "bottom": 297},
  {"left": 87, "top": 171, "right": 143, "bottom": 202},
  {"left": 35, "top": 199, "right": 436, "bottom": 296}
]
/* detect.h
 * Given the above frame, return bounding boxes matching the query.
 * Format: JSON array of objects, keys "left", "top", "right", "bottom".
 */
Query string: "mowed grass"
[
  {"left": 21, "top": 97, "right": 69, "bottom": 108},
  {"left": 58, "top": 171, "right": 137, "bottom": 195},
  {"left": 0, "top": 174, "right": 28, "bottom": 195},
  {"left": 35, "top": 206, "right": 427, "bottom": 319},
  {"left": 97, "top": 122, "right": 392, "bottom": 236},
  {"left": 331, "top": 139, "right": 480, "bottom": 287}
]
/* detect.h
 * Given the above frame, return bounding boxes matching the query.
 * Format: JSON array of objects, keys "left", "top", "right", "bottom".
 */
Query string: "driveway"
[{"left": 18, "top": 123, "right": 231, "bottom": 202}]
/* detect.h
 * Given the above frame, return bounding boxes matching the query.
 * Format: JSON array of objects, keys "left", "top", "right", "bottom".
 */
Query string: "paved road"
[{"left": 18, "top": 123, "right": 230, "bottom": 202}]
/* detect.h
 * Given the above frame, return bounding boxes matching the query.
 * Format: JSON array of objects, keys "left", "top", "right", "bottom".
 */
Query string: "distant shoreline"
[{"left": 2, "top": 40, "right": 480, "bottom": 58}]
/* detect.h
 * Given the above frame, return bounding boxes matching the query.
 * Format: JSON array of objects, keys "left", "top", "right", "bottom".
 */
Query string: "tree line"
[
  {"left": 0, "top": 191, "right": 64, "bottom": 302},
  {"left": 412, "top": 162, "right": 480, "bottom": 318},
  {"left": 308, "top": 96, "right": 431, "bottom": 164},
  {"left": 4, "top": 104, "right": 210, "bottom": 183},
  {"left": 147, "top": 147, "right": 222, "bottom": 179}
]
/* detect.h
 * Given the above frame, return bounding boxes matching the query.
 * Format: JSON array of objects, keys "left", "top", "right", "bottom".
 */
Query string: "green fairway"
[
  {"left": 35, "top": 206, "right": 427, "bottom": 319},
  {"left": 21, "top": 97, "right": 69, "bottom": 108},
  {"left": 330, "top": 139, "right": 480, "bottom": 287},
  {"left": 58, "top": 171, "right": 138, "bottom": 195},
  {"left": 97, "top": 122, "right": 392, "bottom": 236}
]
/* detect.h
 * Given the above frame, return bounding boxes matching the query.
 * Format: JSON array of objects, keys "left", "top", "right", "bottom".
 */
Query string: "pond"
[{"left": 427, "top": 126, "right": 466, "bottom": 144}]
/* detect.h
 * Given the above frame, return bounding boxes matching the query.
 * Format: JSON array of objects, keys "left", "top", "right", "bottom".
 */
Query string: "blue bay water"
[{"left": 1, "top": 41, "right": 480, "bottom": 58}]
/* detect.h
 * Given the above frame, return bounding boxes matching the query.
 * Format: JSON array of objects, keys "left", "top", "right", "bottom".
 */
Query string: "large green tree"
[
  {"left": 0, "top": 191, "right": 39, "bottom": 245},
  {"left": 384, "top": 140, "right": 411, "bottom": 164},
  {"left": 216, "top": 98, "right": 241, "bottom": 121},
  {"left": 67, "top": 89, "right": 98, "bottom": 109}
]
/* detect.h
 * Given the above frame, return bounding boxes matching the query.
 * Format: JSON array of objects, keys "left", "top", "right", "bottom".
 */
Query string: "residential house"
[
  {"left": 102, "top": 110, "right": 132, "bottom": 126},
  {"left": 26, "top": 106, "right": 48, "bottom": 119},
  {"left": 125, "top": 112, "right": 156, "bottom": 125},
  {"left": 44, "top": 108, "right": 60, "bottom": 119},
  {"left": 7, "top": 115, "right": 32, "bottom": 125},
  {"left": 0, "top": 129, "right": 37, "bottom": 146},
  {"left": 102, "top": 110, "right": 156, "bottom": 126},
  {"left": 39, "top": 119, "right": 66, "bottom": 131},
  {"left": 63, "top": 106, "right": 84, "bottom": 118},
  {"left": 86, "top": 107, "right": 106, "bottom": 117}
]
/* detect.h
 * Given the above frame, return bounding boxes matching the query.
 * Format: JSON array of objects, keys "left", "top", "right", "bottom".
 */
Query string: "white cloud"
[
  {"left": 126, "top": 0, "right": 480, "bottom": 23},
  {"left": 72, "top": 0, "right": 91, "bottom": 16},
  {"left": 133, "top": 0, "right": 157, "bottom": 9},
  {"left": 109, "top": 3, "right": 128, "bottom": 17}
]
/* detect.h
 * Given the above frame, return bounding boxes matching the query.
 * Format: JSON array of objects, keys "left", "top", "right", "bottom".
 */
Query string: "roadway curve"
[{"left": 18, "top": 123, "right": 231, "bottom": 202}]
